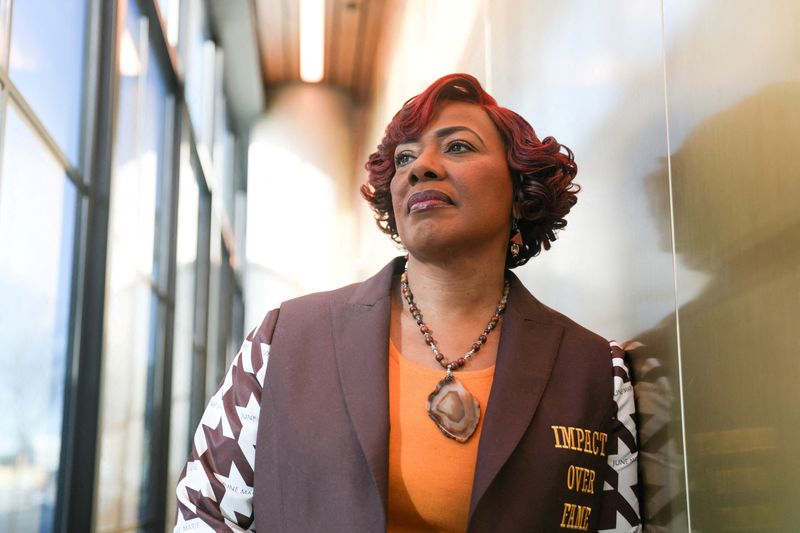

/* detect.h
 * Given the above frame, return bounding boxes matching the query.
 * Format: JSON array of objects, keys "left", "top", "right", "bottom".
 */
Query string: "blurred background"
[{"left": 0, "top": 0, "right": 797, "bottom": 531}]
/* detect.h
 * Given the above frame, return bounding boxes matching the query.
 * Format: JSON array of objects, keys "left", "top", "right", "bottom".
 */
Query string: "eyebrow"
[{"left": 397, "top": 126, "right": 486, "bottom": 149}]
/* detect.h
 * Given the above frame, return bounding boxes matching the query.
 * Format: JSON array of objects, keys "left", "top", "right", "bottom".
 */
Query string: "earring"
[{"left": 509, "top": 219, "right": 522, "bottom": 257}]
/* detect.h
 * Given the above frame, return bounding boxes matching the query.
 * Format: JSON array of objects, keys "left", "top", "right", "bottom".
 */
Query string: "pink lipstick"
[{"left": 407, "top": 190, "right": 454, "bottom": 213}]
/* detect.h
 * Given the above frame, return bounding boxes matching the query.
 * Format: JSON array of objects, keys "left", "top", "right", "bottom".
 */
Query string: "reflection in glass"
[
  {"left": 664, "top": 2, "right": 800, "bottom": 527},
  {"left": 95, "top": 0, "right": 170, "bottom": 530},
  {"left": 0, "top": 105, "right": 77, "bottom": 533},
  {"left": 9, "top": 0, "right": 87, "bottom": 163}
]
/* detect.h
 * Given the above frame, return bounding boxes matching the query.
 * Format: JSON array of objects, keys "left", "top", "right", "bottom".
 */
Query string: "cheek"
[
  {"left": 476, "top": 167, "right": 513, "bottom": 209},
  {"left": 389, "top": 182, "right": 404, "bottom": 228},
  {"left": 389, "top": 177, "right": 405, "bottom": 212}
]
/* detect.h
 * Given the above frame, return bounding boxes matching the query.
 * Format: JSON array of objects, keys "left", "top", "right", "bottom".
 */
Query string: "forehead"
[{"left": 404, "top": 101, "right": 503, "bottom": 146}]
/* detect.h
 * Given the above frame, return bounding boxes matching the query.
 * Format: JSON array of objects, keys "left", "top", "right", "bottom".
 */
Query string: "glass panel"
[
  {"left": 0, "top": 105, "right": 77, "bottom": 533},
  {"left": 166, "top": 132, "right": 199, "bottom": 529},
  {"left": 95, "top": 0, "right": 170, "bottom": 529},
  {"left": 189, "top": 182, "right": 211, "bottom": 429},
  {"left": 213, "top": 91, "right": 227, "bottom": 178},
  {"left": 205, "top": 224, "right": 223, "bottom": 396},
  {"left": 485, "top": 2, "right": 687, "bottom": 529},
  {"left": 8, "top": 0, "right": 87, "bottom": 163},
  {"left": 664, "top": 1, "right": 800, "bottom": 530},
  {"left": 184, "top": 0, "right": 214, "bottom": 148},
  {"left": 152, "top": 94, "right": 173, "bottom": 293},
  {"left": 213, "top": 92, "right": 236, "bottom": 223}
]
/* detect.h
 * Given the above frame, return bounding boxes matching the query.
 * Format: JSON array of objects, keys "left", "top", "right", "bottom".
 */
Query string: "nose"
[{"left": 408, "top": 149, "right": 444, "bottom": 185}]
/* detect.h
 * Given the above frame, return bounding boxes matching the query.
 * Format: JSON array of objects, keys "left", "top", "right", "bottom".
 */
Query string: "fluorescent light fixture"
[{"left": 300, "top": 0, "right": 325, "bottom": 82}]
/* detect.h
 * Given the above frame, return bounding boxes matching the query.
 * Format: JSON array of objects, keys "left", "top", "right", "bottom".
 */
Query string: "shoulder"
[
  {"left": 525, "top": 295, "right": 613, "bottom": 362},
  {"left": 507, "top": 272, "right": 610, "bottom": 355},
  {"left": 507, "top": 284, "right": 623, "bottom": 408}
]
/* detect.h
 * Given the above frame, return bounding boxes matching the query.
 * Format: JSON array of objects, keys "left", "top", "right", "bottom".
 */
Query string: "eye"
[
  {"left": 394, "top": 151, "right": 415, "bottom": 167},
  {"left": 446, "top": 141, "right": 474, "bottom": 154}
]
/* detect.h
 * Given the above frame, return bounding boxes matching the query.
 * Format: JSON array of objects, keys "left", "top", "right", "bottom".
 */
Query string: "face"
[{"left": 390, "top": 101, "right": 514, "bottom": 259}]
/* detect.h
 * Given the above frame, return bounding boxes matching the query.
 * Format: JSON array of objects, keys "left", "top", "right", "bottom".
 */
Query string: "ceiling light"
[{"left": 300, "top": 0, "right": 325, "bottom": 82}]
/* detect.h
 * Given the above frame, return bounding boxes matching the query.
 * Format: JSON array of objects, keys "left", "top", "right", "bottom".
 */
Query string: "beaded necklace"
[{"left": 400, "top": 262, "right": 510, "bottom": 442}]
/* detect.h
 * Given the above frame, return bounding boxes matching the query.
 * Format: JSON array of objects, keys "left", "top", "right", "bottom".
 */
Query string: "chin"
[{"left": 408, "top": 232, "right": 475, "bottom": 262}]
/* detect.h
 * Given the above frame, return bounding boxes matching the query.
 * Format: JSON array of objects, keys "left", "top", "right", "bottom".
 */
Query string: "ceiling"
[{"left": 253, "top": 0, "right": 387, "bottom": 102}]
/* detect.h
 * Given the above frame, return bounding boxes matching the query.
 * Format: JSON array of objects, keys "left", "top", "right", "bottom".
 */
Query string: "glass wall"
[
  {"left": 0, "top": 0, "right": 88, "bottom": 530},
  {"left": 95, "top": 0, "right": 172, "bottom": 529},
  {"left": 0, "top": 105, "right": 79, "bottom": 533},
  {"left": 165, "top": 114, "right": 209, "bottom": 531},
  {"left": 8, "top": 0, "right": 88, "bottom": 164},
  {"left": 183, "top": 0, "right": 216, "bottom": 153},
  {"left": 663, "top": 1, "right": 800, "bottom": 530},
  {"left": 0, "top": 0, "right": 247, "bottom": 531}
]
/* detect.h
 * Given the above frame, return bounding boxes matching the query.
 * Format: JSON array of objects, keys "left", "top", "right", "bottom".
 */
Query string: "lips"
[{"left": 407, "top": 190, "right": 454, "bottom": 213}]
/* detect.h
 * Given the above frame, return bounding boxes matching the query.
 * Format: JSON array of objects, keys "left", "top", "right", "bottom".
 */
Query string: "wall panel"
[{"left": 663, "top": 1, "right": 800, "bottom": 530}]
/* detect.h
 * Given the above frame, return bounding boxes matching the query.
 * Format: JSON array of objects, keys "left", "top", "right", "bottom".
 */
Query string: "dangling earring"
[{"left": 510, "top": 219, "right": 522, "bottom": 257}]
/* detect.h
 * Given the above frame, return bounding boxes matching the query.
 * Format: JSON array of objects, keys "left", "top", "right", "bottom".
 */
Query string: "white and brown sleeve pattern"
[
  {"left": 174, "top": 320, "right": 272, "bottom": 532},
  {"left": 598, "top": 341, "right": 642, "bottom": 532}
]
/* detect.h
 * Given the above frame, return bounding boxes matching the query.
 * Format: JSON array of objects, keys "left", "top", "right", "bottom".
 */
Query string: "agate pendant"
[{"left": 427, "top": 375, "right": 480, "bottom": 443}]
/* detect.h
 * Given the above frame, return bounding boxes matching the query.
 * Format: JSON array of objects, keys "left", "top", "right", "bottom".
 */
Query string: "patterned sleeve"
[
  {"left": 598, "top": 341, "right": 642, "bottom": 532},
  {"left": 174, "top": 310, "right": 277, "bottom": 532}
]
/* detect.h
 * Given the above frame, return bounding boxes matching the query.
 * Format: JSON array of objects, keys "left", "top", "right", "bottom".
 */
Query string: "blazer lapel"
[
  {"left": 329, "top": 259, "right": 401, "bottom": 514},
  {"left": 469, "top": 273, "right": 564, "bottom": 519}
]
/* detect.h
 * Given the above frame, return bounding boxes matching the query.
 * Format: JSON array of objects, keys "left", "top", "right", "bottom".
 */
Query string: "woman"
[{"left": 175, "top": 74, "right": 640, "bottom": 532}]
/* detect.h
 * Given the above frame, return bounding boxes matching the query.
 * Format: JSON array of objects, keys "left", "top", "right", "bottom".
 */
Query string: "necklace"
[{"left": 400, "top": 262, "right": 510, "bottom": 443}]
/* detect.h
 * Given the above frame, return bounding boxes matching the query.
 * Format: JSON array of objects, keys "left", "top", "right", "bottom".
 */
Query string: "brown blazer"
[{"left": 252, "top": 257, "right": 621, "bottom": 532}]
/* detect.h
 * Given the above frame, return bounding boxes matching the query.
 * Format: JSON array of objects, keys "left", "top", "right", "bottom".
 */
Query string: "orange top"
[{"left": 387, "top": 340, "right": 496, "bottom": 533}]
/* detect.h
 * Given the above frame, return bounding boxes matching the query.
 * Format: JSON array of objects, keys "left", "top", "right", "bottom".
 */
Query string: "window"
[
  {"left": 165, "top": 117, "right": 205, "bottom": 529},
  {"left": 8, "top": 0, "right": 88, "bottom": 164},
  {"left": 0, "top": 103, "right": 78, "bottom": 533},
  {"left": 0, "top": 1, "right": 246, "bottom": 530},
  {"left": 94, "top": 0, "right": 173, "bottom": 529},
  {"left": 183, "top": 0, "right": 215, "bottom": 150},
  {"left": 0, "top": 0, "right": 88, "bottom": 530}
]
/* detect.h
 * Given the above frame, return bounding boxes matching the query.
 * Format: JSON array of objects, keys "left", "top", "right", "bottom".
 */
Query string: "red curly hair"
[{"left": 361, "top": 73, "right": 579, "bottom": 268}]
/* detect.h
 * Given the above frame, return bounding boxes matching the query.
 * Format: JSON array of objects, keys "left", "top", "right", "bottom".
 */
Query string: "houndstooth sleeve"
[
  {"left": 598, "top": 341, "right": 642, "bottom": 533},
  {"left": 174, "top": 310, "right": 278, "bottom": 532}
]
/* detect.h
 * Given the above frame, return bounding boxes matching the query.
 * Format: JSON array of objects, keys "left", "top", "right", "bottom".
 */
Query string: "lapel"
[
  {"left": 329, "top": 258, "right": 401, "bottom": 515},
  {"left": 468, "top": 272, "right": 565, "bottom": 520}
]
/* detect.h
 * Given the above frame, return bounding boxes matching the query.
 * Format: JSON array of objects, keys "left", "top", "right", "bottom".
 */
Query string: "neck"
[{"left": 402, "top": 247, "right": 508, "bottom": 318}]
